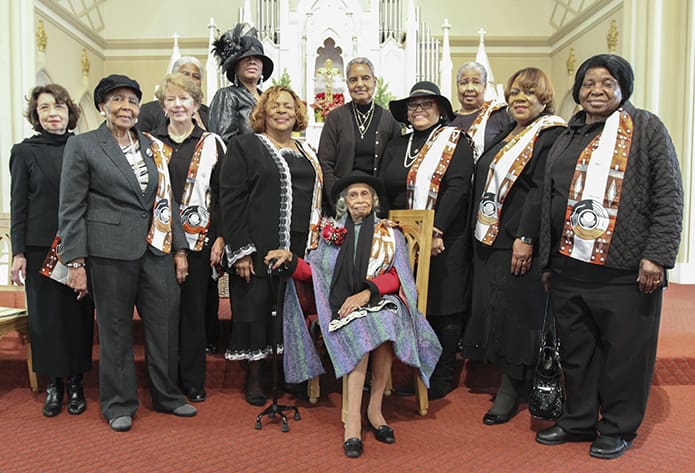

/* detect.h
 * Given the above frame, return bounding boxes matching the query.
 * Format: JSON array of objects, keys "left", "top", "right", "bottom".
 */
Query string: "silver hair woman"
[{"left": 335, "top": 185, "right": 381, "bottom": 220}]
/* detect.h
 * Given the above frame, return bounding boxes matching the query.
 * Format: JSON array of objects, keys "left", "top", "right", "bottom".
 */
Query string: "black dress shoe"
[
  {"left": 536, "top": 424, "right": 597, "bottom": 445},
  {"left": 66, "top": 376, "right": 87, "bottom": 415},
  {"left": 589, "top": 435, "right": 633, "bottom": 459},
  {"left": 343, "top": 438, "right": 363, "bottom": 458},
  {"left": 42, "top": 380, "right": 64, "bottom": 417},
  {"left": 205, "top": 344, "right": 218, "bottom": 354},
  {"left": 245, "top": 389, "right": 267, "bottom": 406},
  {"left": 370, "top": 424, "right": 395, "bottom": 444},
  {"left": 185, "top": 387, "right": 207, "bottom": 403},
  {"left": 482, "top": 401, "right": 519, "bottom": 425}
]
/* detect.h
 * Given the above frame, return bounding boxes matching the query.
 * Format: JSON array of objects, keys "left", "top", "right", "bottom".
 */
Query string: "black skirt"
[
  {"left": 463, "top": 243, "right": 545, "bottom": 378},
  {"left": 24, "top": 246, "right": 94, "bottom": 377},
  {"left": 426, "top": 234, "right": 471, "bottom": 317}
]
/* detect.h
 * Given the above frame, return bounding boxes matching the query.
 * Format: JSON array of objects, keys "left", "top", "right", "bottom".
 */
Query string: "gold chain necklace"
[
  {"left": 168, "top": 124, "right": 194, "bottom": 144},
  {"left": 352, "top": 101, "right": 375, "bottom": 139}
]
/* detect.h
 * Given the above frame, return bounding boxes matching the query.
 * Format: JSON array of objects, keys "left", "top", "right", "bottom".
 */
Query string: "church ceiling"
[{"left": 43, "top": 0, "right": 107, "bottom": 33}]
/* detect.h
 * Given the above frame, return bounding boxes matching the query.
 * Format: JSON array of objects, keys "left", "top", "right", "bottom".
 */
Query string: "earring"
[{"left": 100, "top": 110, "right": 106, "bottom": 117}]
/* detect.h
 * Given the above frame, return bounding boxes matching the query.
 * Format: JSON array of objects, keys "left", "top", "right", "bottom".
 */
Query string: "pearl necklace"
[
  {"left": 352, "top": 101, "right": 375, "bottom": 139},
  {"left": 403, "top": 125, "right": 441, "bottom": 168}
]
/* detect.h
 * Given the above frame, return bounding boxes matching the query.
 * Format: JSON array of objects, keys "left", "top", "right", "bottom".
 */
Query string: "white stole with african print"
[
  {"left": 559, "top": 108, "right": 633, "bottom": 264},
  {"left": 180, "top": 132, "right": 225, "bottom": 251},
  {"left": 144, "top": 133, "right": 174, "bottom": 254},
  {"left": 475, "top": 114, "right": 566, "bottom": 246},
  {"left": 469, "top": 101, "right": 507, "bottom": 161}
]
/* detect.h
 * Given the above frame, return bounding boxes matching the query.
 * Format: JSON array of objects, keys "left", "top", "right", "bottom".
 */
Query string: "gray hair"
[
  {"left": 171, "top": 56, "right": 204, "bottom": 79},
  {"left": 456, "top": 61, "right": 487, "bottom": 85},
  {"left": 345, "top": 57, "right": 376, "bottom": 78},
  {"left": 335, "top": 187, "right": 381, "bottom": 220}
]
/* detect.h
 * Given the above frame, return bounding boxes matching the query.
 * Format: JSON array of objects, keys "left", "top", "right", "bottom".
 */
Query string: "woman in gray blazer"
[{"left": 58, "top": 74, "right": 196, "bottom": 432}]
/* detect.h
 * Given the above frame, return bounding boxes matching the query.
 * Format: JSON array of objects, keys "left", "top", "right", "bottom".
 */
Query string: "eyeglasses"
[{"left": 407, "top": 100, "right": 434, "bottom": 111}]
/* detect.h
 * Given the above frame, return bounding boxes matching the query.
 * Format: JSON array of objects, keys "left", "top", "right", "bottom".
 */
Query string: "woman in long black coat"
[
  {"left": 379, "top": 81, "right": 474, "bottom": 399},
  {"left": 10, "top": 84, "right": 94, "bottom": 417}
]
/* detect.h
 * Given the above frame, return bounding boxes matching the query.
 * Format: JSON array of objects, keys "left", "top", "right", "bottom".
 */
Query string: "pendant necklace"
[
  {"left": 403, "top": 125, "right": 441, "bottom": 168},
  {"left": 352, "top": 101, "right": 375, "bottom": 139},
  {"left": 168, "top": 124, "right": 194, "bottom": 144}
]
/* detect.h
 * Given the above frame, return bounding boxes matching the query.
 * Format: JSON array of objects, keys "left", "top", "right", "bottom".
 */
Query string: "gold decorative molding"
[
  {"left": 81, "top": 49, "right": 91, "bottom": 76},
  {"left": 36, "top": 19, "right": 48, "bottom": 52},
  {"left": 566, "top": 48, "right": 576, "bottom": 76},
  {"left": 607, "top": 19, "right": 618, "bottom": 52}
]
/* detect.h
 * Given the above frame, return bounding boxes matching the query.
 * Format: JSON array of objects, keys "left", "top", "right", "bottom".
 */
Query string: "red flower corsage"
[{"left": 321, "top": 220, "right": 347, "bottom": 246}]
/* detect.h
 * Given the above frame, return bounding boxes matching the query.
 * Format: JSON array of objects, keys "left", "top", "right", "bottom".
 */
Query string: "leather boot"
[
  {"left": 66, "top": 374, "right": 87, "bottom": 415},
  {"left": 428, "top": 315, "right": 462, "bottom": 400},
  {"left": 42, "top": 378, "right": 64, "bottom": 417},
  {"left": 245, "top": 360, "right": 267, "bottom": 406}
]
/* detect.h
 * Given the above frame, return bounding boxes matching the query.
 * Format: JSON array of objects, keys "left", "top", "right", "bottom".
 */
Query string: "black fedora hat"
[
  {"left": 332, "top": 171, "right": 386, "bottom": 204},
  {"left": 212, "top": 23, "right": 274, "bottom": 83},
  {"left": 389, "top": 81, "right": 455, "bottom": 124},
  {"left": 93, "top": 74, "right": 142, "bottom": 109}
]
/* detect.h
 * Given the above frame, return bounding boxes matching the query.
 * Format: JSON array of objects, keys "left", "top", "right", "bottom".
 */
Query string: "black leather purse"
[{"left": 528, "top": 296, "right": 565, "bottom": 420}]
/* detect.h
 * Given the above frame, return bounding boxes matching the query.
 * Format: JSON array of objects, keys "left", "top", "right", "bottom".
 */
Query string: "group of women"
[{"left": 9, "top": 19, "right": 682, "bottom": 460}]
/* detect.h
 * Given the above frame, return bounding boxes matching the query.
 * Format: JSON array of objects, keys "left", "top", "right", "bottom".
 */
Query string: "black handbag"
[{"left": 528, "top": 296, "right": 565, "bottom": 420}]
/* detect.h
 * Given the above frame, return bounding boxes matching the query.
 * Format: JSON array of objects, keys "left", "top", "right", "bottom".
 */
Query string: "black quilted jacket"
[{"left": 539, "top": 101, "right": 683, "bottom": 271}]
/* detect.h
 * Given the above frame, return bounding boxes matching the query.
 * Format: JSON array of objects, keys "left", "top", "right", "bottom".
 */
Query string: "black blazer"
[{"left": 9, "top": 133, "right": 69, "bottom": 254}]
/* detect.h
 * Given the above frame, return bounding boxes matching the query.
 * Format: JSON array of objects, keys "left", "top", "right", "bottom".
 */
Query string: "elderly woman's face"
[
  {"left": 162, "top": 85, "right": 199, "bottom": 126},
  {"left": 264, "top": 90, "right": 297, "bottom": 134},
  {"left": 236, "top": 55, "right": 263, "bottom": 83},
  {"left": 407, "top": 98, "right": 441, "bottom": 131},
  {"left": 347, "top": 63, "right": 376, "bottom": 105},
  {"left": 101, "top": 87, "right": 139, "bottom": 130},
  {"left": 580, "top": 67, "right": 623, "bottom": 124},
  {"left": 37, "top": 92, "right": 69, "bottom": 135},
  {"left": 507, "top": 77, "right": 545, "bottom": 127},
  {"left": 176, "top": 63, "right": 202, "bottom": 87},
  {"left": 457, "top": 69, "right": 486, "bottom": 112},
  {"left": 345, "top": 183, "right": 374, "bottom": 222}
]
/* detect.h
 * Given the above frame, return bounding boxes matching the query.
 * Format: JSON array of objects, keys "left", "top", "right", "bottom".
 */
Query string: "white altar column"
[
  {"left": 623, "top": 0, "right": 695, "bottom": 283},
  {"left": 439, "top": 18, "right": 452, "bottom": 100},
  {"left": 1, "top": 0, "right": 35, "bottom": 212}
]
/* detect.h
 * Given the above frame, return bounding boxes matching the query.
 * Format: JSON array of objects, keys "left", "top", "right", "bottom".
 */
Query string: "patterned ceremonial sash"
[
  {"left": 327, "top": 219, "right": 396, "bottom": 332},
  {"left": 468, "top": 101, "right": 507, "bottom": 161},
  {"left": 475, "top": 114, "right": 566, "bottom": 246},
  {"left": 558, "top": 108, "right": 633, "bottom": 265},
  {"left": 144, "top": 133, "right": 174, "bottom": 254},
  {"left": 298, "top": 141, "right": 323, "bottom": 254},
  {"left": 180, "top": 132, "right": 225, "bottom": 251},
  {"left": 40, "top": 235, "right": 68, "bottom": 285},
  {"left": 406, "top": 126, "right": 462, "bottom": 210}
]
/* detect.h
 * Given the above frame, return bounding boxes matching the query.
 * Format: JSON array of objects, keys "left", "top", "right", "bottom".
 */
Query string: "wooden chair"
[
  {"left": 0, "top": 214, "right": 39, "bottom": 392},
  {"left": 341, "top": 209, "right": 434, "bottom": 422}
]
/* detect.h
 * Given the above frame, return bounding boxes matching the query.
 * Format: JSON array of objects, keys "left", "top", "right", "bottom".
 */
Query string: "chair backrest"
[
  {"left": 387, "top": 209, "right": 434, "bottom": 315},
  {"left": 0, "top": 213, "right": 18, "bottom": 290}
]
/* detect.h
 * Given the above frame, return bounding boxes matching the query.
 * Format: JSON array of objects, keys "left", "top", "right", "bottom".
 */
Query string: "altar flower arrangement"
[
  {"left": 311, "top": 92, "right": 345, "bottom": 120},
  {"left": 321, "top": 219, "right": 347, "bottom": 246}
]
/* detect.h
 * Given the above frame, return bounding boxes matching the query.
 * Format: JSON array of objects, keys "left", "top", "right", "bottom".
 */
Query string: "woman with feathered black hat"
[{"left": 208, "top": 23, "right": 274, "bottom": 143}]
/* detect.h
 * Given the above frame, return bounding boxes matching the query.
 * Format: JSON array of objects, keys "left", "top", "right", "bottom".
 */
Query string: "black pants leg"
[
  {"left": 204, "top": 276, "right": 220, "bottom": 347},
  {"left": 552, "top": 273, "right": 662, "bottom": 440}
]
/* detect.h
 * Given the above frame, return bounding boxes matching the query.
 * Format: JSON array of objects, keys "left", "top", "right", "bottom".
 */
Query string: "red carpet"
[{"left": 1, "top": 283, "right": 695, "bottom": 471}]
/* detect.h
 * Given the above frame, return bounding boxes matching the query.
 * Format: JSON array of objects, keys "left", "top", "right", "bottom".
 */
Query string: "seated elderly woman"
[{"left": 266, "top": 172, "right": 442, "bottom": 459}]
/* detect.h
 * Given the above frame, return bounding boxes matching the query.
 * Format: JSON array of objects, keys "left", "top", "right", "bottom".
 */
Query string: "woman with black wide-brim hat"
[
  {"left": 379, "top": 81, "right": 475, "bottom": 399},
  {"left": 208, "top": 23, "right": 275, "bottom": 143}
]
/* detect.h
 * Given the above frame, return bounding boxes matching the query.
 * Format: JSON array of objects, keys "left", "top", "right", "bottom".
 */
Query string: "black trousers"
[
  {"left": 551, "top": 272, "right": 661, "bottom": 440},
  {"left": 89, "top": 252, "right": 185, "bottom": 420},
  {"left": 204, "top": 275, "right": 220, "bottom": 346},
  {"left": 179, "top": 249, "right": 212, "bottom": 390}
]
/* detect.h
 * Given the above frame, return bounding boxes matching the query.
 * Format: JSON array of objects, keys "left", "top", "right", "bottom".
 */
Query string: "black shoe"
[
  {"left": 245, "top": 388, "right": 267, "bottom": 406},
  {"left": 185, "top": 387, "right": 207, "bottom": 403},
  {"left": 589, "top": 435, "right": 633, "bottom": 459},
  {"left": 536, "top": 424, "right": 597, "bottom": 445},
  {"left": 370, "top": 424, "right": 395, "bottom": 444},
  {"left": 42, "top": 380, "right": 64, "bottom": 417},
  {"left": 482, "top": 401, "right": 519, "bottom": 426},
  {"left": 205, "top": 344, "right": 218, "bottom": 354},
  {"left": 66, "top": 375, "right": 86, "bottom": 415},
  {"left": 343, "top": 438, "right": 363, "bottom": 458}
]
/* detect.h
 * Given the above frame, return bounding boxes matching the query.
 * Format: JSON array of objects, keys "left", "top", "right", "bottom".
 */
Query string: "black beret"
[{"left": 93, "top": 74, "right": 142, "bottom": 109}]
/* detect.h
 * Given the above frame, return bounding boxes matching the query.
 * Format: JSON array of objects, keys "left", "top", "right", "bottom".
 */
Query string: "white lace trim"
[
  {"left": 327, "top": 299, "right": 398, "bottom": 332},
  {"left": 257, "top": 133, "right": 292, "bottom": 251},
  {"left": 225, "top": 243, "right": 256, "bottom": 266}
]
